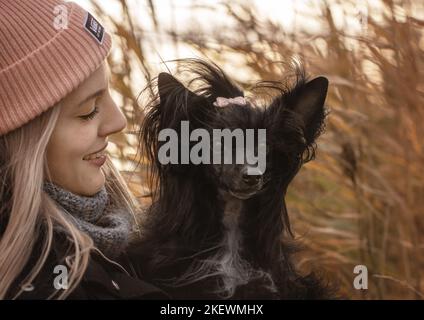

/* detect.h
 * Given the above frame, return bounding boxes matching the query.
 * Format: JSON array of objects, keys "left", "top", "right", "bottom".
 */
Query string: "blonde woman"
[{"left": 0, "top": 0, "right": 166, "bottom": 299}]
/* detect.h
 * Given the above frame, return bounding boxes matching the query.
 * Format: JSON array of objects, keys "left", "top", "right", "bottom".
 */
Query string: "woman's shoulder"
[
  {"left": 69, "top": 251, "right": 170, "bottom": 300},
  {"left": 10, "top": 232, "right": 169, "bottom": 300}
]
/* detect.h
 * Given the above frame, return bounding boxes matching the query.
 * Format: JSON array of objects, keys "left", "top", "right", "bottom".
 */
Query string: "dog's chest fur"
[
  {"left": 213, "top": 195, "right": 247, "bottom": 297},
  {"left": 210, "top": 195, "right": 277, "bottom": 298},
  {"left": 221, "top": 196, "right": 243, "bottom": 256}
]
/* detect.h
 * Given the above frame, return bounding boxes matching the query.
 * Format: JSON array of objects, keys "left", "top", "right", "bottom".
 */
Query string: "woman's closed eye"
[{"left": 79, "top": 106, "right": 99, "bottom": 121}]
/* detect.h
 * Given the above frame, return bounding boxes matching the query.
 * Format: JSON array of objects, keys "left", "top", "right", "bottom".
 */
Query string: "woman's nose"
[{"left": 99, "top": 94, "right": 127, "bottom": 137}]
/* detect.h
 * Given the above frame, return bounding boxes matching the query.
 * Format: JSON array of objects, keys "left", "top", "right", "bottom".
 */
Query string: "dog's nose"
[{"left": 242, "top": 172, "right": 262, "bottom": 186}]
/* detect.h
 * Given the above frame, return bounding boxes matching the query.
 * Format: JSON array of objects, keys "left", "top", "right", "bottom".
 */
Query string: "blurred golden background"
[{"left": 75, "top": 0, "right": 423, "bottom": 299}]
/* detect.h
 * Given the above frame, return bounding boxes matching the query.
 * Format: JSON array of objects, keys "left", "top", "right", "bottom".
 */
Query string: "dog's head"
[{"left": 140, "top": 59, "right": 328, "bottom": 200}]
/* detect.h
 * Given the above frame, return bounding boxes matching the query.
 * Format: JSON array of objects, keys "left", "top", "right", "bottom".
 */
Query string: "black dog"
[{"left": 130, "top": 59, "right": 333, "bottom": 299}]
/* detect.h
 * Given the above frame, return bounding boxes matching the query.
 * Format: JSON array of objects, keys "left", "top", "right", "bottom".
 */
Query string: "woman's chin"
[{"left": 78, "top": 172, "right": 106, "bottom": 196}]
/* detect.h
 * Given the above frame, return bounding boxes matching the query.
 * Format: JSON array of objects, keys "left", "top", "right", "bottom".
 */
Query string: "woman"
[{"left": 0, "top": 0, "right": 167, "bottom": 299}]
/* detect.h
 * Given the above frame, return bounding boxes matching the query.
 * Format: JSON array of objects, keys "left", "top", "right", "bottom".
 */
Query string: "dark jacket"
[{"left": 8, "top": 232, "right": 169, "bottom": 300}]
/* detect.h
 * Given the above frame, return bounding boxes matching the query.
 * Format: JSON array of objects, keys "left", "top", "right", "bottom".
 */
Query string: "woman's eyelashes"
[{"left": 79, "top": 105, "right": 99, "bottom": 121}]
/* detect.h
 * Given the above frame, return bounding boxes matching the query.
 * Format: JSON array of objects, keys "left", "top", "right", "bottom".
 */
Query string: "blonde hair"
[{"left": 0, "top": 104, "right": 139, "bottom": 299}]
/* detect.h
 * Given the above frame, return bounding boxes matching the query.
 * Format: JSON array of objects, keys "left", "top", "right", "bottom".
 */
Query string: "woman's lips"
[
  {"left": 83, "top": 143, "right": 108, "bottom": 167},
  {"left": 85, "top": 155, "right": 107, "bottom": 167}
]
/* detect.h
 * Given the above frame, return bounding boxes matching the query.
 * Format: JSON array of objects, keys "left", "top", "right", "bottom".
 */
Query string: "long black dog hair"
[{"left": 131, "top": 58, "right": 333, "bottom": 299}]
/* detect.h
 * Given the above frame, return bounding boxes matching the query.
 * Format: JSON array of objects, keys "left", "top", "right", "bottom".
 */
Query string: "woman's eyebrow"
[{"left": 78, "top": 89, "right": 106, "bottom": 108}]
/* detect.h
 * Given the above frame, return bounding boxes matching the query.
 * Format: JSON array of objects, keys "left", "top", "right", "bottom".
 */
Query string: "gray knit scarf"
[{"left": 43, "top": 181, "right": 133, "bottom": 258}]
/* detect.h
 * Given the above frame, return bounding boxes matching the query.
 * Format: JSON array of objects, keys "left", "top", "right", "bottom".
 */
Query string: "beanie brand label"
[{"left": 84, "top": 12, "right": 104, "bottom": 45}]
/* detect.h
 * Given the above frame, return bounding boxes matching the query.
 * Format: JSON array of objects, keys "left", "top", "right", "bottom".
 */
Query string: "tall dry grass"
[{"left": 89, "top": 0, "right": 423, "bottom": 299}]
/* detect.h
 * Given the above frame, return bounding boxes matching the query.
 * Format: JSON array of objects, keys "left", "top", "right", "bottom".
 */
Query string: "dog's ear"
[
  {"left": 158, "top": 72, "right": 175, "bottom": 98},
  {"left": 158, "top": 72, "right": 200, "bottom": 107},
  {"left": 291, "top": 77, "right": 328, "bottom": 124},
  {"left": 271, "top": 77, "right": 328, "bottom": 144},
  {"left": 157, "top": 72, "right": 209, "bottom": 127},
  {"left": 158, "top": 72, "right": 197, "bottom": 103}
]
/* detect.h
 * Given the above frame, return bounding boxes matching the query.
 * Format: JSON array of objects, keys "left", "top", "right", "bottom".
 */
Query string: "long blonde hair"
[{"left": 0, "top": 104, "right": 140, "bottom": 299}]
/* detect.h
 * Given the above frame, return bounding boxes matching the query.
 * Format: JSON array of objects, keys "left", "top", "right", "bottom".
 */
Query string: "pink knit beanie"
[{"left": 0, "top": 0, "right": 112, "bottom": 135}]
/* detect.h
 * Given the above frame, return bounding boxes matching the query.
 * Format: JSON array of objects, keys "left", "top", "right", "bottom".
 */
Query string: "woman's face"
[{"left": 46, "top": 62, "right": 127, "bottom": 196}]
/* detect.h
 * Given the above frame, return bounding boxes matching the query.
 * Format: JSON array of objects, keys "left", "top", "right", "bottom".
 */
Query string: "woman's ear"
[{"left": 271, "top": 76, "right": 329, "bottom": 144}]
